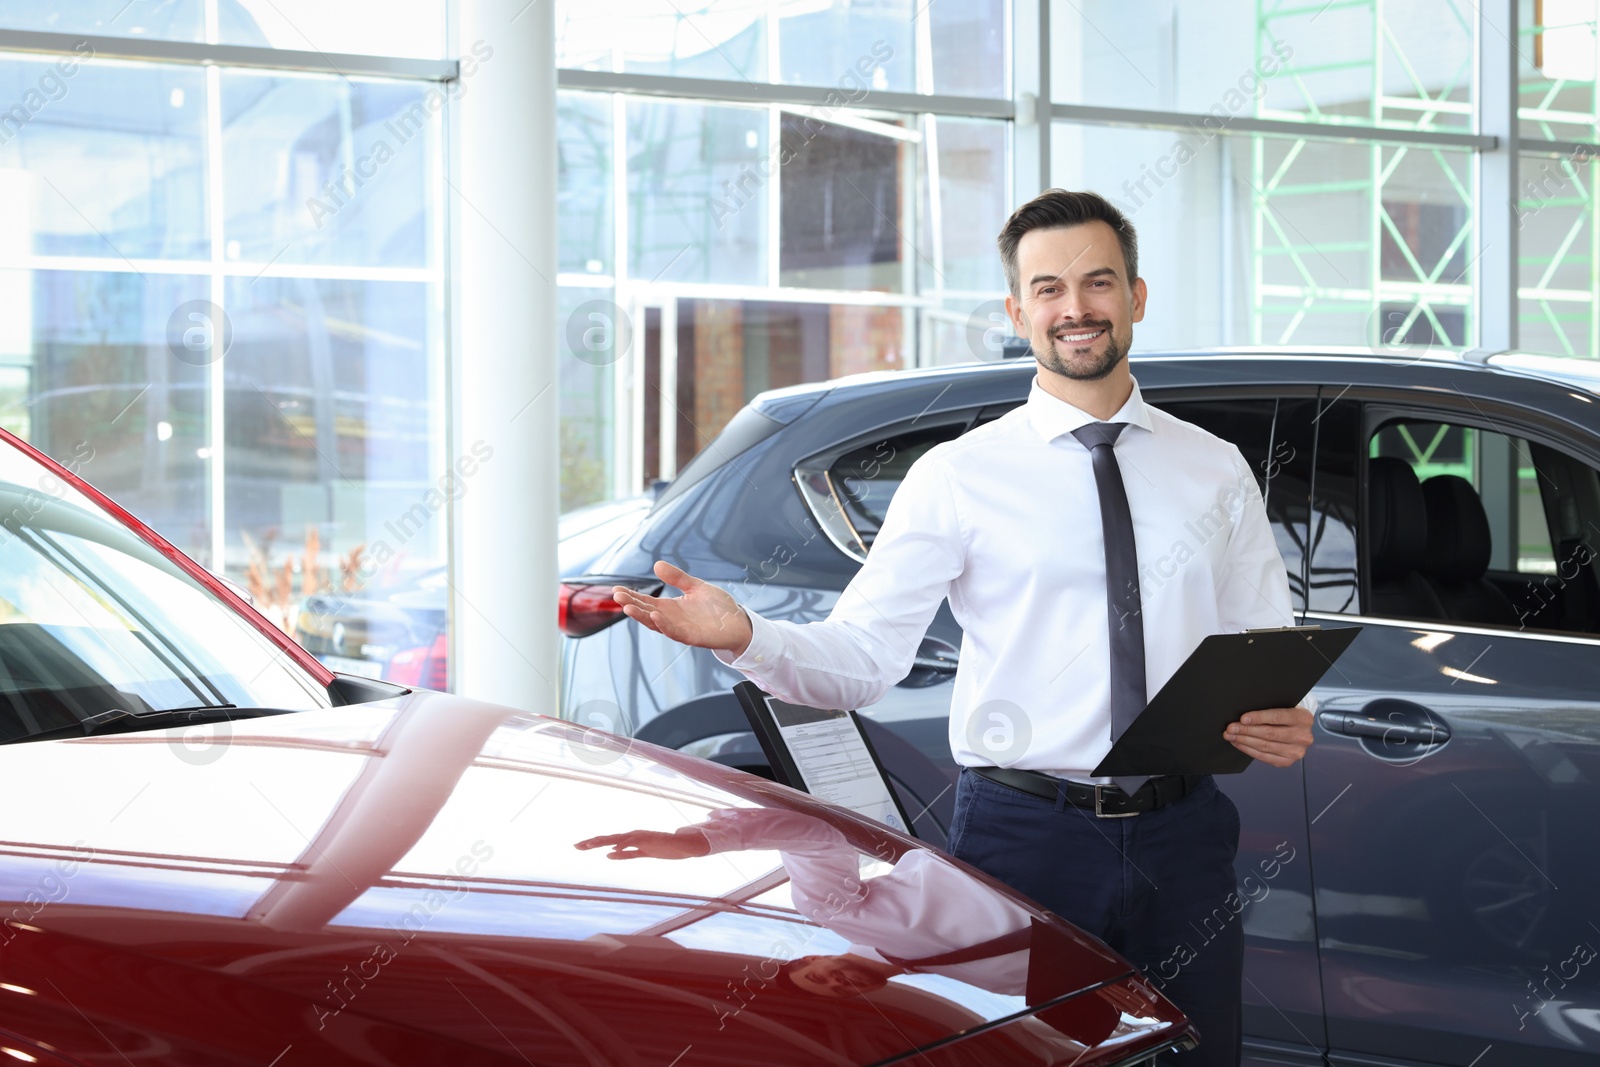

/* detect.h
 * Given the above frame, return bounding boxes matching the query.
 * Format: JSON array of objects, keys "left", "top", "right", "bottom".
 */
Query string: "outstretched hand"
[
  {"left": 1225, "top": 706, "right": 1314, "bottom": 767},
  {"left": 612, "top": 561, "right": 754, "bottom": 656},
  {"left": 574, "top": 828, "right": 712, "bottom": 860}
]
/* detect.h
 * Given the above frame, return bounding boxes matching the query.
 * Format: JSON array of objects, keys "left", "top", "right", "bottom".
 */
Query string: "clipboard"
[
  {"left": 1091, "top": 625, "right": 1362, "bottom": 778},
  {"left": 733, "top": 682, "right": 914, "bottom": 834}
]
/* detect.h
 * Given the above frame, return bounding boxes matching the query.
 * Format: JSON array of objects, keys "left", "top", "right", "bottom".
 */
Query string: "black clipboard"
[
  {"left": 1091, "top": 625, "right": 1362, "bottom": 778},
  {"left": 733, "top": 682, "right": 914, "bottom": 835}
]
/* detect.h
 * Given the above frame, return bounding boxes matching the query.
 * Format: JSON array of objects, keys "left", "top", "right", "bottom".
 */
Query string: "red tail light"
[
  {"left": 387, "top": 632, "right": 449, "bottom": 690},
  {"left": 559, "top": 578, "right": 664, "bottom": 638}
]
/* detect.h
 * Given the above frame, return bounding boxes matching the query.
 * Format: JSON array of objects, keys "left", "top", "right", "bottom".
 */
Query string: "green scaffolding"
[
  {"left": 1251, "top": 0, "right": 1477, "bottom": 350},
  {"left": 1516, "top": 5, "right": 1600, "bottom": 359}
]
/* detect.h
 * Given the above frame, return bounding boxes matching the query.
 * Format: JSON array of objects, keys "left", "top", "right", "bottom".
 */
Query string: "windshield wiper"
[{"left": 7, "top": 704, "right": 295, "bottom": 744}]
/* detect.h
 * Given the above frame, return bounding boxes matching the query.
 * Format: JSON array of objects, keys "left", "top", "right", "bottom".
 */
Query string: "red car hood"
[{"left": 0, "top": 691, "right": 1189, "bottom": 1065}]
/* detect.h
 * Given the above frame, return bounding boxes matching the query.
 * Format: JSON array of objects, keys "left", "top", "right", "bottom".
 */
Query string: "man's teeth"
[{"left": 1057, "top": 328, "right": 1104, "bottom": 342}]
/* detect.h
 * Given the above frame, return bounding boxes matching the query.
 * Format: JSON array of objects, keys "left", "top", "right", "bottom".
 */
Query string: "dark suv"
[{"left": 561, "top": 348, "right": 1600, "bottom": 1067}]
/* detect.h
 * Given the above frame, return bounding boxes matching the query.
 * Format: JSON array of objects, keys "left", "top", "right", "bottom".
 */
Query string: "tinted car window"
[
  {"left": 1368, "top": 416, "right": 1600, "bottom": 633},
  {"left": 830, "top": 424, "right": 966, "bottom": 551}
]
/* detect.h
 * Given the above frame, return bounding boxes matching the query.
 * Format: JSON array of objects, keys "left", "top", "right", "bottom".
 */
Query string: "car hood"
[{"left": 0, "top": 692, "right": 1187, "bottom": 1066}]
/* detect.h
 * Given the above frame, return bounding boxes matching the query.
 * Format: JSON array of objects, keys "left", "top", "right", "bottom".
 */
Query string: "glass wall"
[
  {"left": 554, "top": 3, "right": 1014, "bottom": 508},
  {"left": 0, "top": 6, "right": 447, "bottom": 686},
  {"left": 1049, "top": 1, "right": 1477, "bottom": 353},
  {"left": 562, "top": 0, "right": 1600, "bottom": 512},
  {"left": 556, "top": 0, "right": 1005, "bottom": 98}
]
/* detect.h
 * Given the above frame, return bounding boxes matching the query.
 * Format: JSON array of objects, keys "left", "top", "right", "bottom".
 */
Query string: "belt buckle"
[{"left": 1093, "top": 785, "right": 1138, "bottom": 818}]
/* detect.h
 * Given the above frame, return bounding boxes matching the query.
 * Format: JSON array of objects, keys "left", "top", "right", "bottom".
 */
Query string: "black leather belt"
[{"left": 970, "top": 766, "right": 1206, "bottom": 818}]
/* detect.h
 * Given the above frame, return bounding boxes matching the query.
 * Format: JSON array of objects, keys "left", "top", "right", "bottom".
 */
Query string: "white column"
[
  {"left": 448, "top": 0, "right": 559, "bottom": 710},
  {"left": 1476, "top": 0, "right": 1518, "bottom": 353},
  {"left": 1012, "top": 0, "right": 1050, "bottom": 205}
]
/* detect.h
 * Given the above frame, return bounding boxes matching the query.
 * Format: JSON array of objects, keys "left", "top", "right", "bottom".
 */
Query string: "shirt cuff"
[
  {"left": 712, "top": 607, "right": 782, "bottom": 670},
  {"left": 695, "top": 809, "right": 746, "bottom": 855}
]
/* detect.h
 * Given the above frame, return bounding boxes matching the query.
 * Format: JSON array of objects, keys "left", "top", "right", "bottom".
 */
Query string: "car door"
[
  {"left": 1142, "top": 391, "right": 1329, "bottom": 1060},
  {"left": 1300, "top": 388, "right": 1600, "bottom": 1066}
]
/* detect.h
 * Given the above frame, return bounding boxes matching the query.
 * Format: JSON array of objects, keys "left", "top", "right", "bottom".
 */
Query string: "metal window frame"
[{"left": 0, "top": 27, "right": 458, "bottom": 80}]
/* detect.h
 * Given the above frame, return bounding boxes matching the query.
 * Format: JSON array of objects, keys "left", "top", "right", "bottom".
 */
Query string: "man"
[{"left": 612, "top": 189, "right": 1314, "bottom": 1066}]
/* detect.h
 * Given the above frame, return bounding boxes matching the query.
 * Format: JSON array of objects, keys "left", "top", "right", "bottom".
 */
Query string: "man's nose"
[{"left": 1056, "top": 287, "right": 1090, "bottom": 325}]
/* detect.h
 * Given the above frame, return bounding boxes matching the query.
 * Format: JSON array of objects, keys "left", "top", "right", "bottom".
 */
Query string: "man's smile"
[{"left": 1054, "top": 325, "right": 1107, "bottom": 346}]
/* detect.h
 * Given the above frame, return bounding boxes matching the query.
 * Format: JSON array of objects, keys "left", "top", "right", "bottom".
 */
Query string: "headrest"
[
  {"left": 1368, "top": 457, "right": 1428, "bottom": 580},
  {"left": 1421, "top": 474, "right": 1493, "bottom": 581}
]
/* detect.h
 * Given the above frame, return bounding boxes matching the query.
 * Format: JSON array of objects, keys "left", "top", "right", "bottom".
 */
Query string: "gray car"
[{"left": 561, "top": 347, "right": 1600, "bottom": 1067}]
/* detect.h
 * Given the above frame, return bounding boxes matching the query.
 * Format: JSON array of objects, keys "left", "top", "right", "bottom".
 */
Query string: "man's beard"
[{"left": 1034, "top": 319, "right": 1126, "bottom": 381}]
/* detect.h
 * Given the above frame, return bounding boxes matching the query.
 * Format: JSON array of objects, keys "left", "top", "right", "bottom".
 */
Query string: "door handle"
[{"left": 1318, "top": 705, "right": 1451, "bottom": 745}]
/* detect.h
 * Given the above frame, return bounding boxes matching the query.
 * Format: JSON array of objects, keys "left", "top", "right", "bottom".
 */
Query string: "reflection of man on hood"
[{"left": 579, "top": 806, "right": 1038, "bottom": 998}]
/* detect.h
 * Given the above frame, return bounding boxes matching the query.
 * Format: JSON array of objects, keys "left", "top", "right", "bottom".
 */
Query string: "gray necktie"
[{"left": 1071, "top": 422, "right": 1148, "bottom": 797}]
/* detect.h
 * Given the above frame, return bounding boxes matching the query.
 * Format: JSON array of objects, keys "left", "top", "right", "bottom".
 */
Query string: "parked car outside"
[
  {"left": 0, "top": 427, "right": 1194, "bottom": 1066},
  {"left": 296, "top": 494, "right": 652, "bottom": 687},
  {"left": 561, "top": 347, "right": 1600, "bottom": 1067}
]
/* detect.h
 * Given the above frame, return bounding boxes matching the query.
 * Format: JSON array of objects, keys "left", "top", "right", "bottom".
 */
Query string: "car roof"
[{"left": 789, "top": 346, "right": 1600, "bottom": 401}]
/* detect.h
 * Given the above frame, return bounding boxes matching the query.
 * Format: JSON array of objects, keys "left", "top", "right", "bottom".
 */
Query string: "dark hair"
[{"left": 997, "top": 189, "right": 1139, "bottom": 296}]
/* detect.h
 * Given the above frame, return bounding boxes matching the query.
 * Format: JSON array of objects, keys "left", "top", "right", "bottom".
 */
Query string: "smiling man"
[{"left": 613, "top": 189, "right": 1313, "bottom": 1067}]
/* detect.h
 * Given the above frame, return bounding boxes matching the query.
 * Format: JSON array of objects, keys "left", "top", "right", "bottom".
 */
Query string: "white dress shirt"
[
  {"left": 717, "top": 375, "right": 1294, "bottom": 780},
  {"left": 697, "top": 807, "right": 1033, "bottom": 995}
]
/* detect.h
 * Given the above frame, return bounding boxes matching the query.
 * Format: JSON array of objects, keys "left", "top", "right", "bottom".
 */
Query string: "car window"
[
  {"left": 1361, "top": 415, "right": 1600, "bottom": 633},
  {"left": 0, "top": 445, "right": 333, "bottom": 743},
  {"left": 832, "top": 425, "right": 961, "bottom": 549},
  {"left": 797, "top": 421, "right": 973, "bottom": 562}
]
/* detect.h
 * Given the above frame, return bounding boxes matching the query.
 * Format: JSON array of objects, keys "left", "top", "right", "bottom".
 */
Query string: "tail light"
[
  {"left": 559, "top": 578, "right": 661, "bottom": 638},
  {"left": 387, "top": 632, "right": 448, "bottom": 690}
]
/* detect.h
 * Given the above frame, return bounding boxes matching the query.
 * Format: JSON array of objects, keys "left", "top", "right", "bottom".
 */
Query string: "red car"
[{"left": 0, "top": 427, "right": 1193, "bottom": 1066}]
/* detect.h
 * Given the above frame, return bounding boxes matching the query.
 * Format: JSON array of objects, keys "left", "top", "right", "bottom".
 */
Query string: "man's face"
[
  {"left": 1005, "top": 220, "right": 1147, "bottom": 383},
  {"left": 788, "top": 955, "right": 891, "bottom": 998}
]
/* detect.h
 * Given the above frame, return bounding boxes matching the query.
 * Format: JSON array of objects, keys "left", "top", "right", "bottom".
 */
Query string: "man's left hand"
[{"left": 1225, "top": 706, "right": 1313, "bottom": 767}]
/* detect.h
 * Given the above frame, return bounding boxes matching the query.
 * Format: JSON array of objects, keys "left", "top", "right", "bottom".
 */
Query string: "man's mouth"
[{"left": 1054, "top": 326, "right": 1107, "bottom": 346}]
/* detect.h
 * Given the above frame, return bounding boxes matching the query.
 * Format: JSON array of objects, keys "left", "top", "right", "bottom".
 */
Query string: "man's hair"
[{"left": 997, "top": 189, "right": 1139, "bottom": 296}]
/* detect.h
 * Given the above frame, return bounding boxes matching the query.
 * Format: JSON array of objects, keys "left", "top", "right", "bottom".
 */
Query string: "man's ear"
[
  {"left": 1130, "top": 277, "right": 1148, "bottom": 324},
  {"left": 1005, "top": 293, "right": 1028, "bottom": 336}
]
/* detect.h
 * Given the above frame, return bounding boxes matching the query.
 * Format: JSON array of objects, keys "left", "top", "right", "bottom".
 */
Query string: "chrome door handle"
[{"left": 1318, "top": 708, "right": 1451, "bottom": 745}]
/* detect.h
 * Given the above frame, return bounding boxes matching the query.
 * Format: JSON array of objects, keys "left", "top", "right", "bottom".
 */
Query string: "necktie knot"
[{"left": 1071, "top": 421, "right": 1127, "bottom": 451}]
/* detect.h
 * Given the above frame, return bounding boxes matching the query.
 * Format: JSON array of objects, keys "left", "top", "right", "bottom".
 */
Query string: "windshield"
[{"left": 0, "top": 441, "right": 332, "bottom": 743}]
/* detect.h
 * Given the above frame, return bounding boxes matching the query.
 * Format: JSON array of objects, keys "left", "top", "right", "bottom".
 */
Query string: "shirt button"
[{"left": 755, "top": 655, "right": 766, "bottom": 663}]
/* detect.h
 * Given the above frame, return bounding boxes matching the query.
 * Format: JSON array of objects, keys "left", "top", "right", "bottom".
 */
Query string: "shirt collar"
[{"left": 1024, "top": 375, "right": 1154, "bottom": 444}]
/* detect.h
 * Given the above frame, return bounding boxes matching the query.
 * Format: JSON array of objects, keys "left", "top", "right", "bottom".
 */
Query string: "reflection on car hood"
[{"left": 0, "top": 692, "right": 1187, "bottom": 1066}]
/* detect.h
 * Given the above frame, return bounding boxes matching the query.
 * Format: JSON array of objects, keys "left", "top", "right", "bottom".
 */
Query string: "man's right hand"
[{"left": 612, "top": 561, "right": 754, "bottom": 657}]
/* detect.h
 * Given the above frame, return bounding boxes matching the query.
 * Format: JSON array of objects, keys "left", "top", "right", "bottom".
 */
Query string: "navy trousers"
[{"left": 948, "top": 769, "right": 1244, "bottom": 1067}]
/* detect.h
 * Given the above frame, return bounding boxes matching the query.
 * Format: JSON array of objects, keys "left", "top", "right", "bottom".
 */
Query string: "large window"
[
  {"left": 0, "top": 6, "right": 447, "bottom": 687},
  {"left": 556, "top": 47, "right": 1012, "bottom": 507}
]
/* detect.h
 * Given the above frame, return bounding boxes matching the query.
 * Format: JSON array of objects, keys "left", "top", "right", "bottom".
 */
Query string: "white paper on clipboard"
[{"left": 768, "top": 702, "right": 909, "bottom": 833}]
